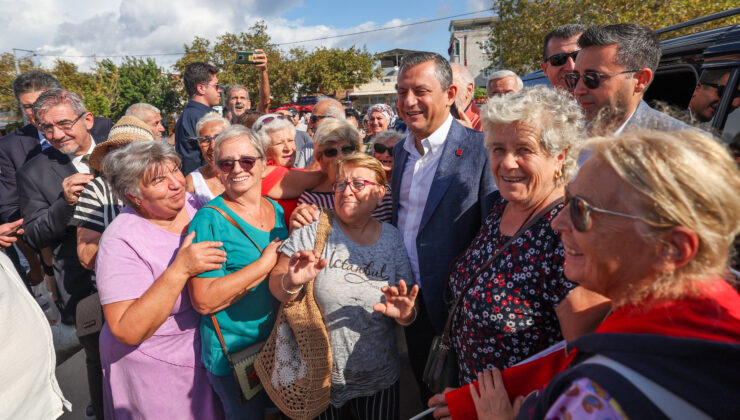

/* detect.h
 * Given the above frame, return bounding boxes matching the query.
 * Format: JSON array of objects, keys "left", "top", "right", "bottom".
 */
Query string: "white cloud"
[{"left": 0, "top": 0, "right": 436, "bottom": 72}]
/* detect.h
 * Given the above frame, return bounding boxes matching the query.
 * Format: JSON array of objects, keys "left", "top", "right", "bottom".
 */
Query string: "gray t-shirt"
[{"left": 280, "top": 214, "right": 413, "bottom": 407}]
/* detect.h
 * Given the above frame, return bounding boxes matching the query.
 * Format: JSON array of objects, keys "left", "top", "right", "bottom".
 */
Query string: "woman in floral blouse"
[{"left": 445, "top": 86, "right": 610, "bottom": 386}]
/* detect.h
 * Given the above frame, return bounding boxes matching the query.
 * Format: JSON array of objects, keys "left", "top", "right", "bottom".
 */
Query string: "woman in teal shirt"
[{"left": 189, "top": 125, "right": 288, "bottom": 420}]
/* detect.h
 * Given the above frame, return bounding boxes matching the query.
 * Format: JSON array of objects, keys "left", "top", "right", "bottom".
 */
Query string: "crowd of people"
[{"left": 0, "top": 21, "right": 738, "bottom": 420}]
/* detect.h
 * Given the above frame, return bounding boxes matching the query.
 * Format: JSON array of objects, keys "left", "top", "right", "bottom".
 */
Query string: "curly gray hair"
[
  {"left": 252, "top": 113, "right": 297, "bottom": 152},
  {"left": 482, "top": 85, "right": 585, "bottom": 185}
]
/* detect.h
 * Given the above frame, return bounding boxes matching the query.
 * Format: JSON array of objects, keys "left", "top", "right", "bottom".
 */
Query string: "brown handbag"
[{"left": 255, "top": 208, "right": 334, "bottom": 420}]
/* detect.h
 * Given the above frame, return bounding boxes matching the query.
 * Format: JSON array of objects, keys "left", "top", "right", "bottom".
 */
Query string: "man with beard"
[{"left": 567, "top": 23, "right": 692, "bottom": 135}]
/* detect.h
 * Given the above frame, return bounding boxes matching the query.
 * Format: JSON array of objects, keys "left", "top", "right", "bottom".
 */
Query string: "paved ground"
[{"left": 55, "top": 326, "right": 427, "bottom": 420}]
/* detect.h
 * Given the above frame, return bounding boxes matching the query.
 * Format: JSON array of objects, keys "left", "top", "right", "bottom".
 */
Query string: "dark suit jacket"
[
  {"left": 0, "top": 117, "right": 112, "bottom": 223},
  {"left": 391, "top": 119, "right": 497, "bottom": 333},
  {"left": 175, "top": 100, "right": 213, "bottom": 175},
  {"left": 17, "top": 140, "right": 108, "bottom": 313}
]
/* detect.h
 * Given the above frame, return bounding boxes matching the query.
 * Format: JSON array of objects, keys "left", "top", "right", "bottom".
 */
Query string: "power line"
[{"left": 26, "top": 8, "right": 494, "bottom": 58}]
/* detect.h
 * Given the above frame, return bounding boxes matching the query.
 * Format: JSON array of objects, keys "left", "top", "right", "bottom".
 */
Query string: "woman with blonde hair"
[
  {"left": 460, "top": 129, "right": 740, "bottom": 420},
  {"left": 297, "top": 118, "right": 392, "bottom": 222}
]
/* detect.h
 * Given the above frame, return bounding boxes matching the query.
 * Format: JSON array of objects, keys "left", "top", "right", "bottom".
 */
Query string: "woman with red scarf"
[{"left": 433, "top": 129, "right": 740, "bottom": 419}]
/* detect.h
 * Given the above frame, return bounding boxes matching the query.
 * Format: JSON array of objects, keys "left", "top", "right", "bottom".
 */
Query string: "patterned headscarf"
[{"left": 366, "top": 103, "right": 396, "bottom": 128}]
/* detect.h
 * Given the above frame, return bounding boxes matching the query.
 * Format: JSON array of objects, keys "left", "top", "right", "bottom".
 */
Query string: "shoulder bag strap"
[
  {"left": 582, "top": 355, "right": 711, "bottom": 420},
  {"left": 442, "top": 198, "right": 563, "bottom": 338},
  {"left": 203, "top": 204, "right": 266, "bottom": 360},
  {"left": 314, "top": 208, "right": 333, "bottom": 254}
]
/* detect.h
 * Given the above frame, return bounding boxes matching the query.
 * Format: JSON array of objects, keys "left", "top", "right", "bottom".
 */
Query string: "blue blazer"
[{"left": 391, "top": 119, "right": 497, "bottom": 333}]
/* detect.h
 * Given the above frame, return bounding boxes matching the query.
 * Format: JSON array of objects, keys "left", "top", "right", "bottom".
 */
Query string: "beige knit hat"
[{"left": 89, "top": 115, "right": 154, "bottom": 171}]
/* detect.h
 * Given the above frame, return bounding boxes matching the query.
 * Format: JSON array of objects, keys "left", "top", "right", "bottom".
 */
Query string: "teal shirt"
[{"left": 189, "top": 196, "right": 288, "bottom": 376}]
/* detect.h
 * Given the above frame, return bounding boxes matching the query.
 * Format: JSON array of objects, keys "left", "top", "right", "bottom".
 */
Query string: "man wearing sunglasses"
[
  {"left": 568, "top": 24, "right": 692, "bottom": 135},
  {"left": 541, "top": 24, "right": 585, "bottom": 90},
  {"left": 689, "top": 70, "right": 732, "bottom": 124},
  {"left": 174, "top": 62, "right": 222, "bottom": 175}
]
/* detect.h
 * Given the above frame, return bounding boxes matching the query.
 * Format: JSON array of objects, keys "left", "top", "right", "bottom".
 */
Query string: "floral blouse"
[{"left": 448, "top": 192, "right": 575, "bottom": 384}]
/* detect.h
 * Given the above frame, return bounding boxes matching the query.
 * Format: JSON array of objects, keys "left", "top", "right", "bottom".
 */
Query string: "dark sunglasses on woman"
[
  {"left": 545, "top": 50, "right": 579, "bottom": 67},
  {"left": 372, "top": 143, "right": 393, "bottom": 156},
  {"left": 322, "top": 145, "right": 356, "bottom": 158},
  {"left": 216, "top": 156, "right": 260, "bottom": 172},
  {"left": 564, "top": 69, "right": 640, "bottom": 90}
]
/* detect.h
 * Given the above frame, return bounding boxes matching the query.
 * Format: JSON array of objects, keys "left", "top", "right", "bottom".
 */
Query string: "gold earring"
[{"left": 555, "top": 168, "right": 563, "bottom": 179}]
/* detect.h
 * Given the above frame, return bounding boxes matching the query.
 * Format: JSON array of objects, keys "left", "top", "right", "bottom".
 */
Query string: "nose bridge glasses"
[
  {"left": 564, "top": 69, "right": 640, "bottom": 90},
  {"left": 332, "top": 179, "right": 380, "bottom": 193},
  {"left": 197, "top": 135, "right": 217, "bottom": 146},
  {"left": 322, "top": 145, "right": 357, "bottom": 158},
  {"left": 38, "top": 112, "right": 86, "bottom": 136},
  {"left": 216, "top": 156, "right": 260, "bottom": 173},
  {"left": 545, "top": 50, "right": 579, "bottom": 67},
  {"left": 564, "top": 185, "right": 668, "bottom": 232}
]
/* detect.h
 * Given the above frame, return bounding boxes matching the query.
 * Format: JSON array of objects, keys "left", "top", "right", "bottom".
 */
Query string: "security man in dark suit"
[
  {"left": 0, "top": 71, "right": 112, "bottom": 292},
  {"left": 17, "top": 88, "right": 107, "bottom": 419}
]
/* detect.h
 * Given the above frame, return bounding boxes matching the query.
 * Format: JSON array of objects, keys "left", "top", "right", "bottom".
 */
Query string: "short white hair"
[
  {"left": 195, "top": 112, "right": 231, "bottom": 136},
  {"left": 487, "top": 70, "right": 523, "bottom": 95},
  {"left": 125, "top": 103, "right": 160, "bottom": 120},
  {"left": 451, "top": 63, "right": 474, "bottom": 87},
  {"left": 252, "top": 113, "right": 296, "bottom": 151}
]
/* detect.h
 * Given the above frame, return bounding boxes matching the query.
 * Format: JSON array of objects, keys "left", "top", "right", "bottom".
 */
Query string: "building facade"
[{"left": 449, "top": 16, "right": 498, "bottom": 88}]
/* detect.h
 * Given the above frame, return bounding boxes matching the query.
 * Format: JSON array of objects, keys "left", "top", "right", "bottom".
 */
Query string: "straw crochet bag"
[{"left": 255, "top": 209, "right": 333, "bottom": 420}]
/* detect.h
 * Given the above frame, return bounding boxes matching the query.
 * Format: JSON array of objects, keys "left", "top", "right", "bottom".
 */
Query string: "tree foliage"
[
  {"left": 174, "top": 21, "right": 380, "bottom": 103},
  {"left": 484, "top": 1, "right": 740, "bottom": 75}
]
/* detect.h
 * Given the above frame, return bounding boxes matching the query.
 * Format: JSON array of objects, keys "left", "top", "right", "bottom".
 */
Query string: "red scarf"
[{"left": 446, "top": 278, "right": 740, "bottom": 419}]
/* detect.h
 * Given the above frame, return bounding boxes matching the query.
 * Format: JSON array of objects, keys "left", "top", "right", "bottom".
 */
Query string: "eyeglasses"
[
  {"left": 254, "top": 115, "right": 287, "bottom": 131},
  {"left": 372, "top": 143, "right": 393, "bottom": 156},
  {"left": 564, "top": 69, "right": 640, "bottom": 90},
  {"left": 564, "top": 185, "right": 669, "bottom": 232},
  {"left": 545, "top": 50, "right": 579, "bottom": 67},
  {"left": 310, "top": 114, "right": 334, "bottom": 124},
  {"left": 216, "top": 156, "right": 260, "bottom": 172},
  {"left": 203, "top": 82, "right": 224, "bottom": 91},
  {"left": 38, "top": 112, "right": 87, "bottom": 137},
  {"left": 701, "top": 82, "right": 740, "bottom": 99},
  {"left": 332, "top": 179, "right": 381, "bottom": 193},
  {"left": 197, "top": 135, "right": 217, "bottom": 146},
  {"left": 322, "top": 145, "right": 356, "bottom": 158}
]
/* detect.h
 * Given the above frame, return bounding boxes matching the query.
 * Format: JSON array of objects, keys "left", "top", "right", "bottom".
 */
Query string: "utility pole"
[{"left": 12, "top": 48, "right": 37, "bottom": 75}]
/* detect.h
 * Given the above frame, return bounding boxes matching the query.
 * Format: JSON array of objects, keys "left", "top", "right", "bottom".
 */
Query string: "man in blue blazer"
[{"left": 391, "top": 52, "right": 497, "bottom": 403}]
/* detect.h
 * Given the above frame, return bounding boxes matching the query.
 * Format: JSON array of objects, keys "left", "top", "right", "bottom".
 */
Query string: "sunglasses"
[
  {"left": 372, "top": 143, "right": 393, "bottom": 156},
  {"left": 321, "top": 145, "right": 356, "bottom": 158},
  {"left": 564, "top": 185, "right": 668, "bottom": 232},
  {"left": 310, "top": 114, "right": 334, "bottom": 124},
  {"left": 545, "top": 50, "right": 579, "bottom": 67},
  {"left": 332, "top": 179, "right": 380, "bottom": 193},
  {"left": 216, "top": 156, "right": 260, "bottom": 173},
  {"left": 564, "top": 69, "right": 640, "bottom": 90},
  {"left": 702, "top": 82, "right": 740, "bottom": 99},
  {"left": 254, "top": 115, "right": 287, "bottom": 131}
]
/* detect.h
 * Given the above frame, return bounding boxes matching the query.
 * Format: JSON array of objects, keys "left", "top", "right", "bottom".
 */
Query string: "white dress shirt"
[
  {"left": 69, "top": 136, "right": 96, "bottom": 174},
  {"left": 397, "top": 114, "right": 453, "bottom": 284}
]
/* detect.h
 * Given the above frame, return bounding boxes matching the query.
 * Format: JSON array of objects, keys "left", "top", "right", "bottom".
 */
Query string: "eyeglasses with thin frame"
[
  {"left": 38, "top": 112, "right": 87, "bottom": 137},
  {"left": 197, "top": 135, "right": 217, "bottom": 146},
  {"left": 564, "top": 69, "right": 640, "bottom": 90},
  {"left": 372, "top": 142, "right": 393, "bottom": 156},
  {"left": 332, "top": 179, "right": 381, "bottom": 193},
  {"left": 564, "top": 185, "right": 669, "bottom": 232},
  {"left": 322, "top": 145, "right": 357, "bottom": 158},
  {"left": 545, "top": 50, "right": 579, "bottom": 67},
  {"left": 203, "top": 82, "right": 224, "bottom": 91},
  {"left": 216, "top": 156, "right": 260, "bottom": 173}
]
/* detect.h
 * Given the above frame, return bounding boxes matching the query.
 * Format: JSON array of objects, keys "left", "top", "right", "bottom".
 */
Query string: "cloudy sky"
[{"left": 1, "top": 0, "right": 493, "bottom": 71}]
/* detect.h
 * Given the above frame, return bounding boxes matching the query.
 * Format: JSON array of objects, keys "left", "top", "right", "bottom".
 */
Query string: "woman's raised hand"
[
  {"left": 174, "top": 231, "right": 226, "bottom": 277},
  {"left": 284, "top": 249, "right": 327, "bottom": 289},
  {"left": 373, "top": 279, "right": 419, "bottom": 325}
]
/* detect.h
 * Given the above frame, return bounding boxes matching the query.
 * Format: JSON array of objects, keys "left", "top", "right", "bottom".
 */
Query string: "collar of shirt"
[
  {"left": 613, "top": 106, "right": 639, "bottom": 136},
  {"left": 36, "top": 128, "right": 52, "bottom": 150},
  {"left": 69, "top": 136, "right": 97, "bottom": 174},
  {"left": 402, "top": 114, "right": 453, "bottom": 159}
]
